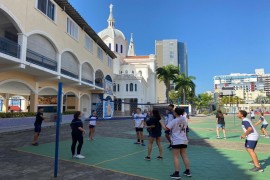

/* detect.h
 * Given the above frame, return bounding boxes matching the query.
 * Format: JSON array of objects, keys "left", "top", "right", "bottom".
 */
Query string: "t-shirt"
[
  {"left": 34, "top": 112, "right": 44, "bottom": 125},
  {"left": 89, "top": 115, "right": 98, "bottom": 126},
  {"left": 259, "top": 116, "right": 268, "bottom": 125},
  {"left": 241, "top": 118, "right": 259, "bottom": 141},
  {"left": 147, "top": 117, "right": 162, "bottom": 134},
  {"left": 216, "top": 115, "right": 225, "bottom": 124},
  {"left": 134, "top": 113, "right": 144, "bottom": 128},
  {"left": 70, "top": 118, "right": 83, "bottom": 135},
  {"left": 250, "top": 111, "right": 255, "bottom": 117},
  {"left": 166, "top": 111, "right": 174, "bottom": 125},
  {"left": 166, "top": 116, "right": 188, "bottom": 145}
]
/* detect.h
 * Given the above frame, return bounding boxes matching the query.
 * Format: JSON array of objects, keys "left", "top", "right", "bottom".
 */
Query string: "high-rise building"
[{"left": 155, "top": 39, "right": 188, "bottom": 103}]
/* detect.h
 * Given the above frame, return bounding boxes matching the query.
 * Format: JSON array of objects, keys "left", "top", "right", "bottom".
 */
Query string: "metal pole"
[{"left": 54, "top": 82, "right": 62, "bottom": 177}]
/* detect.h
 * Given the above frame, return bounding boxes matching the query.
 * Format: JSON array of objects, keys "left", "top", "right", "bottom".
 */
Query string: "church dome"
[{"left": 98, "top": 28, "right": 125, "bottom": 40}]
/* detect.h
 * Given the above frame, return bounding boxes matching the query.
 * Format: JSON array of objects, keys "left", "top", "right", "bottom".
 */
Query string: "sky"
[{"left": 68, "top": 0, "right": 270, "bottom": 94}]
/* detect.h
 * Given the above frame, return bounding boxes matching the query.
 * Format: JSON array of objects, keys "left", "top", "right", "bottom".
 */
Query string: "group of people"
[
  {"left": 132, "top": 105, "right": 192, "bottom": 179},
  {"left": 215, "top": 109, "right": 268, "bottom": 172}
]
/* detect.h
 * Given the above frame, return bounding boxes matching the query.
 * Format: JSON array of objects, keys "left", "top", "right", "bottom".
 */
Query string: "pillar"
[
  {"left": 121, "top": 99, "right": 124, "bottom": 112},
  {"left": 17, "top": 33, "right": 27, "bottom": 62},
  {"left": 30, "top": 93, "right": 38, "bottom": 112}
]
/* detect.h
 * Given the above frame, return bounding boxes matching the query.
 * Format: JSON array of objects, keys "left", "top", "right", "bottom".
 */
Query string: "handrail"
[{"left": 0, "top": 37, "right": 20, "bottom": 58}]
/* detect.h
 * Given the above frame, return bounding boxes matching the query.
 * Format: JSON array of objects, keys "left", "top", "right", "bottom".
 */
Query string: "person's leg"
[
  {"left": 32, "top": 125, "right": 41, "bottom": 144},
  {"left": 135, "top": 129, "right": 140, "bottom": 143},
  {"left": 173, "top": 149, "right": 180, "bottom": 172},
  {"left": 260, "top": 128, "right": 265, "bottom": 135},
  {"left": 246, "top": 148, "right": 260, "bottom": 167},
  {"left": 71, "top": 135, "right": 77, "bottom": 156},
  {"left": 156, "top": 137, "right": 163, "bottom": 157},
  {"left": 165, "top": 131, "right": 171, "bottom": 147},
  {"left": 180, "top": 148, "right": 190, "bottom": 170},
  {"left": 92, "top": 127, "right": 95, "bottom": 139},
  {"left": 140, "top": 131, "right": 144, "bottom": 145},
  {"left": 262, "top": 128, "right": 269, "bottom": 137},
  {"left": 216, "top": 126, "right": 220, "bottom": 138},
  {"left": 32, "top": 132, "right": 39, "bottom": 144},
  {"left": 77, "top": 135, "right": 84, "bottom": 155},
  {"left": 147, "top": 137, "right": 154, "bottom": 157},
  {"left": 222, "top": 127, "right": 226, "bottom": 138}
]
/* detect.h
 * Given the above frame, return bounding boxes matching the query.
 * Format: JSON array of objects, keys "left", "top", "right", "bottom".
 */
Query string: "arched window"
[
  {"left": 120, "top": 71, "right": 123, "bottom": 74},
  {"left": 135, "top": 84, "right": 137, "bottom": 91},
  {"left": 116, "top": 44, "right": 118, "bottom": 52},
  {"left": 138, "top": 71, "right": 142, "bottom": 76},
  {"left": 132, "top": 71, "right": 134, "bottom": 74},
  {"left": 126, "top": 84, "right": 128, "bottom": 91},
  {"left": 117, "top": 84, "right": 120, "bottom": 91},
  {"left": 130, "top": 83, "right": 133, "bottom": 91},
  {"left": 120, "top": 45, "right": 123, "bottom": 53},
  {"left": 113, "top": 83, "right": 116, "bottom": 92}
]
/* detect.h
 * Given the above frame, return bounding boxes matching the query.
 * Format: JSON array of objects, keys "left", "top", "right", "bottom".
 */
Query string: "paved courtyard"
[{"left": 0, "top": 115, "right": 269, "bottom": 179}]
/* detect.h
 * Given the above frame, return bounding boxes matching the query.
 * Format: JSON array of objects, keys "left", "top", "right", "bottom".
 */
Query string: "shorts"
[
  {"left": 34, "top": 124, "right": 41, "bottom": 133},
  {"left": 165, "top": 130, "right": 171, "bottom": 135},
  {"left": 251, "top": 116, "right": 255, "bottom": 120},
  {"left": 261, "top": 124, "right": 268, "bottom": 129},
  {"left": 245, "top": 140, "right": 258, "bottom": 149},
  {"left": 149, "top": 132, "right": 162, "bottom": 138},
  {"left": 216, "top": 124, "right": 225, "bottom": 128},
  {"left": 89, "top": 125, "right": 95, "bottom": 128},
  {"left": 172, "top": 144, "right": 187, "bottom": 149},
  {"left": 135, "top": 127, "right": 143, "bottom": 132}
]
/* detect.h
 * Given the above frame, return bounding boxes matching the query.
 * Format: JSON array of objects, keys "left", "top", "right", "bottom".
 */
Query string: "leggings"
[{"left": 71, "top": 133, "right": 83, "bottom": 155}]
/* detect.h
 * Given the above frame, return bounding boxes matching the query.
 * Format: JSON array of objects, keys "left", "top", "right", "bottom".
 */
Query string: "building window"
[
  {"left": 135, "top": 84, "right": 137, "bottom": 91},
  {"left": 132, "top": 71, "right": 134, "bottom": 74},
  {"left": 120, "top": 45, "right": 123, "bottom": 53},
  {"left": 37, "top": 0, "right": 55, "bottom": 21},
  {"left": 116, "top": 44, "right": 118, "bottom": 52},
  {"left": 67, "top": 17, "right": 79, "bottom": 40},
  {"left": 126, "top": 84, "right": 128, "bottom": 91},
  {"left": 113, "top": 83, "right": 116, "bottom": 92},
  {"left": 130, "top": 83, "right": 133, "bottom": 91},
  {"left": 117, "top": 84, "right": 120, "bottom": 91},
  {"left": 84, "top": 35, "right": 93, "bottom": 52},
  {"left": 97, "top": 47, "right": 103, "bottom": 60},
  {"left": 107, "top": 57, "right": 112, "bottom": 68},
  {"left": 138, "top": 71, "right": 142, "bottom": 76}
]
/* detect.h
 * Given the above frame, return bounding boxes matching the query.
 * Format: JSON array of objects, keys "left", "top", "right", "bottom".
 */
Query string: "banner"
[
  {"left": 104, "top": 79, "right": 113, "bottom": 95},
  {"left": 103, "top": 101, "right": 114, "bottom": 118}
]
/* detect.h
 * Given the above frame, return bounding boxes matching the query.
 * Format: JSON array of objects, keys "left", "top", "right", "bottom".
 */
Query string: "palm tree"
[
  {"left": 174, "top": 73, "right": 196, "bottom": 104},
  {"left": 156, "top": 65, "right": 179, "bottom": 103}
]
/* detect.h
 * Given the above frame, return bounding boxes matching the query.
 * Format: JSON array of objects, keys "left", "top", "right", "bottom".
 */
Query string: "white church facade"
[{"left": 98, "top": 4, "right": 157, "bottom": 114}]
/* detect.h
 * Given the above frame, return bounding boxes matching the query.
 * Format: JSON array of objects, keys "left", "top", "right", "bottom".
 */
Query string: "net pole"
[{"left": 54, "top": 82, "right": 62, "bottom": 177}]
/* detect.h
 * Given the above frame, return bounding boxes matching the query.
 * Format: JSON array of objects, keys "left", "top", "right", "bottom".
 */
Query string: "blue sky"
[{"left": 68, "top": 0, "right": 270, "bottom": 94}]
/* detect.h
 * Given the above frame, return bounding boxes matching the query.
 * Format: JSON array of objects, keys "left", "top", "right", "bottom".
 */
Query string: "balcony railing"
[
  {"left": 82, "top": 78, "right": 93, "bottom": 84},
  {"left": 0, "top": 37, "right": 20, "bottom": 58},
  {"left": 26, "top": 49, "right": 57, "bottom": 71},
  {"left": 95, "top": 82, "right": 103, "bottom": 88},
  {"left": 61, "top": 69, "right": 79, "bottom": 79}
]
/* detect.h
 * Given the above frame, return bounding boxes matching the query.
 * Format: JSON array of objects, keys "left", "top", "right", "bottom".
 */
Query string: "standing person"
[
  {"left": 133, "top": 108, "right": 145, "bottom": 146},
  {"left": 237, "top": 110, "right": 263, "bottom": 172},
  {"left": 70, "top": 111, "right": 86, "bottom": 159},
  {"left": 144, "top": 109, "right": 163, "bottom": 160},
  {"left": 250, "top": 109, "right": 255, "bottom": 121},
  {"left": 165, "top": 104, "right": 174, "bottom": 149},
  {"left": 32, "top": 107, "right": 45, "bottom": 146},
  {"left": 254, "top": 111, "right": 269, "bottom": 138},
  {"left": 88, "top": 111, "right": 98, "bottom": 140},
  {"left": 160, "top": 107, "right": 192, "bottom": 179},
  {"left": 216, "top": 110, "right": 226, "bottom": 139}
]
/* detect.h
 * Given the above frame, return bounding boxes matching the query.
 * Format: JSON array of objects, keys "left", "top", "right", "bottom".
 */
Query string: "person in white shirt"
[
  {"left": 160, "top": 107, "right": 191, "bottom": 179},
  {"left": 254, "top": 111, "right": 269, "bottom": 138},
  {"left": 88, "top": 111, "right": 98, "bottom": 140},
  {"left": 165, "top": 104, "right": 175, "bottom": 149},
  {"left": 250, "top": 109, "right": 255, "bottom": 121},
  {"left": 237, "top": 110, "right": 263, "bottom": 172},
  {"left": 133, "top": 108, "right": 145, "bottom": 146}
]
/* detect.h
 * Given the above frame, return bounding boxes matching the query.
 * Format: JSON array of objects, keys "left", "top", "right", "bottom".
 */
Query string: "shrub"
[{"left": 0, "top": 112, "right": 36, "bottom": 118}]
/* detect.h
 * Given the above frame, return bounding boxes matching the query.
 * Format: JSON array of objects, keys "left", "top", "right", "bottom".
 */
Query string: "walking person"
[
  {"left": 32, "top": 107, "right": 45, "bottom": 146},
  {"left": 165, "top": 104, "right": 174, "bottom": 149},
  {"left": 237, "top": 110, "right": 263, "bottom": 172},
  {"left": 70, "top": 111, "right": 86, "bottom": 159},
  {"left": 133, "top": 108, "right": 145, "bottom": 146},
  {"left": 254, "top": 111, "right": 269, "bottom": 138},
  {"left": 160, "top": 107, "right": 192, "bottom": 179},
  {"left": 216, "top": 110, "right": 226, "bottom": 139},
  {"left": 144, "top": 109, "right": 163, "bottom": 160},
  {"left": 88, "top": 111, "right": 98, "bottom": 140},
  {"left": 250, "top": 109, "right": 255, "bottom": 121}
]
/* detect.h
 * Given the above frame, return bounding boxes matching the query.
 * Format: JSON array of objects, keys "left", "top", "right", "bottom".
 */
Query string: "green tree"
[
  {"left": 197, "top": 93, "right": 213, "bottom": 112},
  {"left": 174, "top": 73, "right": 196, "bottom": 104},
  {"left": 255, "top": 95, "right": 270, "bottom": 104},
  {"left": 156, "top": 65, "right": 179, "bottom": 103}
]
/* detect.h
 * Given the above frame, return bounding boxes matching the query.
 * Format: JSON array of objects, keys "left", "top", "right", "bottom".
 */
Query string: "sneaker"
[
  {"left": 141, "top": 143, "right": 146, "bottom": 146},
  {"left": 134, "top": 142, "right": 141, "bottom": 144},
  {"left": 76, "top": 154, "right": 85, "bottom": 159},
  {"left": 170, "top": 172, "right": 181, "bottom": 179},
  {"left": 156, "top": 156, "right": 163, "bottom": 160},
  {"left": 260, "top": 135, "right": 266, "bottom": 137},
  {"left": 32, "top": 142, "right": 39, "bottom": 146},
  {"left": 248, "top": 161, "right": 261, "bottom": 165},
  {"left": 265, "top": 136, "right": 269, "bottom": 138},
  {"left": 249, "top": 166, "right": 263, "bottom": 172},
  {"left": 144, "top": 156, "right": 151, "bottom": 161},
  {"left": 223, "top": 137, "right": 227, "bottom": 139},
  {"left": 183, "top": 170, "right": 192, "bottom": 177},
  {"left": 72, "top": 155, "right": 77, "bottom": 159},
  {"left": 216, "top": 136, "right": 220, "bottom": 139}
]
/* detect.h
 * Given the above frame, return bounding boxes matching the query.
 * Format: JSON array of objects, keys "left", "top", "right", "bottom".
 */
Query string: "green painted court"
[{"left": 15, "top": 115, "right": 270, "bottom": 180}]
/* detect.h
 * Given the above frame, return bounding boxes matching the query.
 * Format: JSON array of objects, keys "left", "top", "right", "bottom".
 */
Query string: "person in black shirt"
[
  {"left": 144, "top": 109, "right": 163, "bottom": 160},
  {"left": 32, "top": 107, "right": 45, "bottom": 146},
  {"left": 216, "top": 110, "right": 226, "bottom": 139},
  {"left": 70, "top": 111, "right": 86, "bottom": 159}
]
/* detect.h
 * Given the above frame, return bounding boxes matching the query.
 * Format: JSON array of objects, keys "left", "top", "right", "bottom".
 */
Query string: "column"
[
  {"left": 56, "top": 53, "right": 61, "bottom": 74},
  {"left": 17, "top": 33, "right": 27, "bottom": 63},
  {"left": 121, "top": 99, "right": 124, "bottom": 112},
  {"left": 30, "top": 93, "right": 38, "bottom": 112},
  {"left": 3, "top": 93, "right": 10, "bottom": 112}
]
